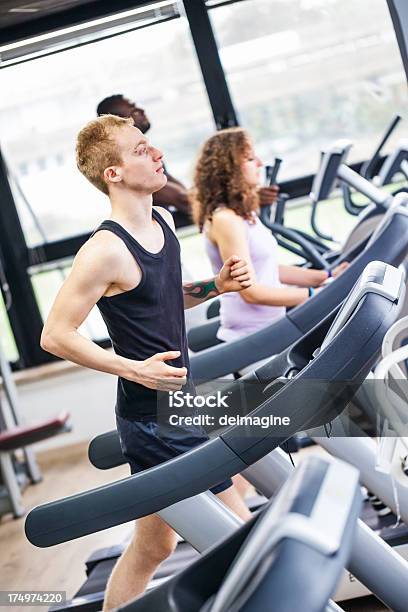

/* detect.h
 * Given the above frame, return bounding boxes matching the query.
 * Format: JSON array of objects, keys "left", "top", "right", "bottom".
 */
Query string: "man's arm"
[
  {"left": 183, "top": 278, "right": 220, "bottom": 309},
  {"left": 41, "top": 240, "right": 126, "bottom": 374},
  {"left": 183, "top": 256, "right": 251, "bottom": 309},
  {"left": 258, "top": 185, "right": 280, "bottom": 206},
  {"left": 41, "top": 237, "right": 186, "bottom": 391}
]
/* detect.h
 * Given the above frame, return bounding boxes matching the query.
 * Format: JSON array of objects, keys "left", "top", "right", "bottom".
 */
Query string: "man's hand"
[
  {"left": 215, "top": 255, "right": 253, "bottom": 294},
  {"left": 124, "top": 350, "right": 187, "bottom": 391},
  {"left": 258, "top": 185, "right": 280, "bottom": 207}
]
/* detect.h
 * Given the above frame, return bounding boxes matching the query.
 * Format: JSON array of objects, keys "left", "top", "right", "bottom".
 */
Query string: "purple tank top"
[{"left": 205, "top": 213, "right": 286, "bottom": 342}]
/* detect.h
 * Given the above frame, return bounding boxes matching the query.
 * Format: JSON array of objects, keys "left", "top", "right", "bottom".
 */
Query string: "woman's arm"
[
  {"left": 279, "top": 261, "right": 350, "bottom": 287},
  {"left": 279, "top": 265, "right": 328, "bottom": 287},
  {"left": 153, "top": 207, "right": 252, "bottom": 308},
  {"left": 211, "top": 211, "right": 309, "bottom": 307}
]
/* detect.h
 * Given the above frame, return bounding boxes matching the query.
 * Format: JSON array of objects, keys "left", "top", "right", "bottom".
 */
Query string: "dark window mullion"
[
  {"left": 0, "top": 148, "right": 51, "bottom": 367},
  {"left": 386, "top": 0, "right": 408, "bottom": 82},
  {"left": 182, "top": 0, "right": 238, "bottom": 129}
]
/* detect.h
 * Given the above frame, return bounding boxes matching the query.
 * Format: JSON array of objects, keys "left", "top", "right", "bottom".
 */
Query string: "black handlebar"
[
  {"left": 361, "top": 115, "right": 402, "bottom": 180},
  {"left": 265, "top": 159, "right": 282, "bottom": 186}
]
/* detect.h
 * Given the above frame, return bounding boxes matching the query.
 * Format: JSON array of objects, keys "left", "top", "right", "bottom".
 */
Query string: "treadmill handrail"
[
  {"left": 366, "top": 192, "right": 408, "bottom": 247},
  {"left": 237, "top": 458, "right": 360, "bottom": 556},
  {"left": 380, "top": 312, "right": 408, "bottom": 385},
  {"left": 362, "top": 115, "right": 402, "bottom": 180},
  {"left": 208, "top": 457, "right": 360, "bottom": 612},
  {"left": 90, "top": 263, "right": 403, "bottom": 472},
  {"left": 190, "top": 201, "right": 408, "bottom": 382},
  {"left": 337, "top": 164, "right": 393, "bottom": 209},
  {"left": 25, "top": 266, "right": 402, "bottom": 547},
  {"left": 320, "top": 261, "right": 403, "bottom": 351},
  {"left": 260, "top": 218, "right": 330, "bottom": 270}
]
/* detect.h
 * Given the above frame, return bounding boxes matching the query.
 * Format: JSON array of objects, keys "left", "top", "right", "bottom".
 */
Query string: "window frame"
[{"left": 0, "top": 0, "right": 403, "bottom": 368}]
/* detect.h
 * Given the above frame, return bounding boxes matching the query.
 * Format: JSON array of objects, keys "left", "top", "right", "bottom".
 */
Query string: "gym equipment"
[
  {"left": 26, "top": 262, "right": 408, "bottom": 612},
  {"left": 259, "top": 116, "right": 404, "bottom": 254},
  {"left": 118, "top": 456, "right": 362, "bottom": 612},
  {"left": 375, "top": 138, "right": 408, "bottom": 187},
  {"left": 310, "top": 139, "right": 402, "bottom": 255},
  {"left": 360, "top": 115, "right": 402, "bottom": 182},
  {"left": 372, "top": 314, "right": 408, "bottom": 483},
  {"left": 260, "top": 160, "right": 332, "bottom": 270},
  {"left": 322, "top": 115, "right": 406, "bottom": 228},
  {"left": 188, "top": 193, "right": 408, "bottom": 372},
  {"left": 91, "top": 263, "right": 408, "bottom": 605},
  {"left": 189, "top": 145, "right": 408, "bottom": 354},
  {"left": 0, "top": 333, "right": 70, "bottom": 518},
  {"left": 319, "top": 312, "right": 408, "bottom": 526},
  {"left": 88, "top": 262, "right": 408, "bottom": 606}
]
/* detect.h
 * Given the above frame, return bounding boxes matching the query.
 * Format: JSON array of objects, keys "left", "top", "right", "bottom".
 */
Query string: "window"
[
  {"left": 209, "top": 0, "right": 407, "bottom": 179},
  {"left": 31, "top": 265, "right": 109, "bottom": 341},
  {"left": 0, "top": 295, "right": 19, "bottom": 363},
  {"left": 0, "top": 14, "right": 214, "bottom": 246}
]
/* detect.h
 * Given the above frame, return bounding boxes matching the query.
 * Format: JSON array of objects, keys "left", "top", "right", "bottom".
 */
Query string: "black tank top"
[{"left": 93, "top": 209, "right": 190, "bottom": 419}]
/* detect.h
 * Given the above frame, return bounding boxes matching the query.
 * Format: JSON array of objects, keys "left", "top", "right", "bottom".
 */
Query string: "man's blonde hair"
[{"left": 76, "top": 114, "right": 134, "bottom": 195}]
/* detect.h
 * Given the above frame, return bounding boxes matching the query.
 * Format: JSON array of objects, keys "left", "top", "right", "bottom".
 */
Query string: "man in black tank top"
[{"left": 41, "top": 114, "right": 253, "bottom": 611}]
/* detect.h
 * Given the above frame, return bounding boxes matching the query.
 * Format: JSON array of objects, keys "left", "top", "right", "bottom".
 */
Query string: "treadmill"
[
  {"left": 119, "top": 456, "right": 362, "bottom": 612},
  {"left": 188, "top": 193, "right": 408, "bottom": 372},
  {"left": 188, "top": 146, "right": 408, "bottom": 356},
  {"left": 25, "top": 262, "right": 408, "bottom": 612},
  {"left": 53, "top": 253, "right": 408, "bottom": 607}
]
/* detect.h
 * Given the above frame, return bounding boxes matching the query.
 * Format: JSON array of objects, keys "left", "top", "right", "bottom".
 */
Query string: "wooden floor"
[
  {"left": 0, "top": 443, "right": 130, "bottom": 612},
  {"left": 0, "top": 444, "right": 389, "bottom": 612}
]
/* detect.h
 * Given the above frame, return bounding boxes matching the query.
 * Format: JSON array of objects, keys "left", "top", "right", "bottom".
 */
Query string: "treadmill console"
[
  {"left": 320, "top": 261, "right": 403, "bottom": 352},
  {"left": 376, "top": 139, "right": 408, "bottom": 186},
  {"left": 310, "top": 140, "right": 353, "bottom": 203}
]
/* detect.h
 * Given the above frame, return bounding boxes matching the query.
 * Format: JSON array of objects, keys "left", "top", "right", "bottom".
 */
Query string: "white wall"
[
  {"left": 7, "top": 366, "right": 118, "bottom": 452},
  {"left": 2, "top": 296, "right": 212, "bottom": 454}
]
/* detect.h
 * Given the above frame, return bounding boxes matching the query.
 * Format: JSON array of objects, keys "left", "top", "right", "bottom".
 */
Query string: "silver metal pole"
[
  {"left": 0, "top": 337, "right": 41, "bottom": 482},
  {"left": 159, "top": 491, "right": 242, "bottom": 553},
  {"left": 243, "top": 448, "right": 408, "bottom": 611},
  {"left": 337, "top": 164, "right": 391, "bottom": 207},
  {"left": 314, "top": 435, "right": 408, "bottom": 524}
]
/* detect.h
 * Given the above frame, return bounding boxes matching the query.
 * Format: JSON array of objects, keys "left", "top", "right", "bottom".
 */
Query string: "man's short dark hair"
[{"left": 96, "top": 94, "right": 125, "bottom": 117}]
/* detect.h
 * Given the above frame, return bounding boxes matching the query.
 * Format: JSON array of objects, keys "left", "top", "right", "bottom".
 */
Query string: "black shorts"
[{"left": 116, "top": 414, "right": 233, "bottom": 495}]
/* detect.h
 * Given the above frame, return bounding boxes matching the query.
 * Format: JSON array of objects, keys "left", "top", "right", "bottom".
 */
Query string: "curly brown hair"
[{"left": 190, "top": 127, "right": 260, "bottom": 231}]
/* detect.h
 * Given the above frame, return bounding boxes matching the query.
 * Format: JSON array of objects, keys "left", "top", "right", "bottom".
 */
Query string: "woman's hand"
[
  {"left": 316, "top": 262, "right": 350, "bottom": 287},
  {"left": 331, "top": 261, "right": 350, "bottom": 278},
  {"left": 258, "top": 185, "right": 280, "bottom": 206},
  {"left": 215, "top": 255, "right": 253, "bottom": 294}
]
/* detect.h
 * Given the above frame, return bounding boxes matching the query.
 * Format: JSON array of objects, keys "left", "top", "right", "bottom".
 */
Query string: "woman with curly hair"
[{"left": 191, "top": 127, "right": 348, "bottom": 342}]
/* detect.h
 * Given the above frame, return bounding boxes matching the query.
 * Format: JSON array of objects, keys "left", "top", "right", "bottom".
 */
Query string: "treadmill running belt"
[{"left": 76, "top": 541, "right": 199, "bottom": 598}]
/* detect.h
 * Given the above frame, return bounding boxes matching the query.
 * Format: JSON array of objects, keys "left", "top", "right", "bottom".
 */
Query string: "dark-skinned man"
[{"left": 96, "top": 94, "right": 279, "bottom": 220}]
